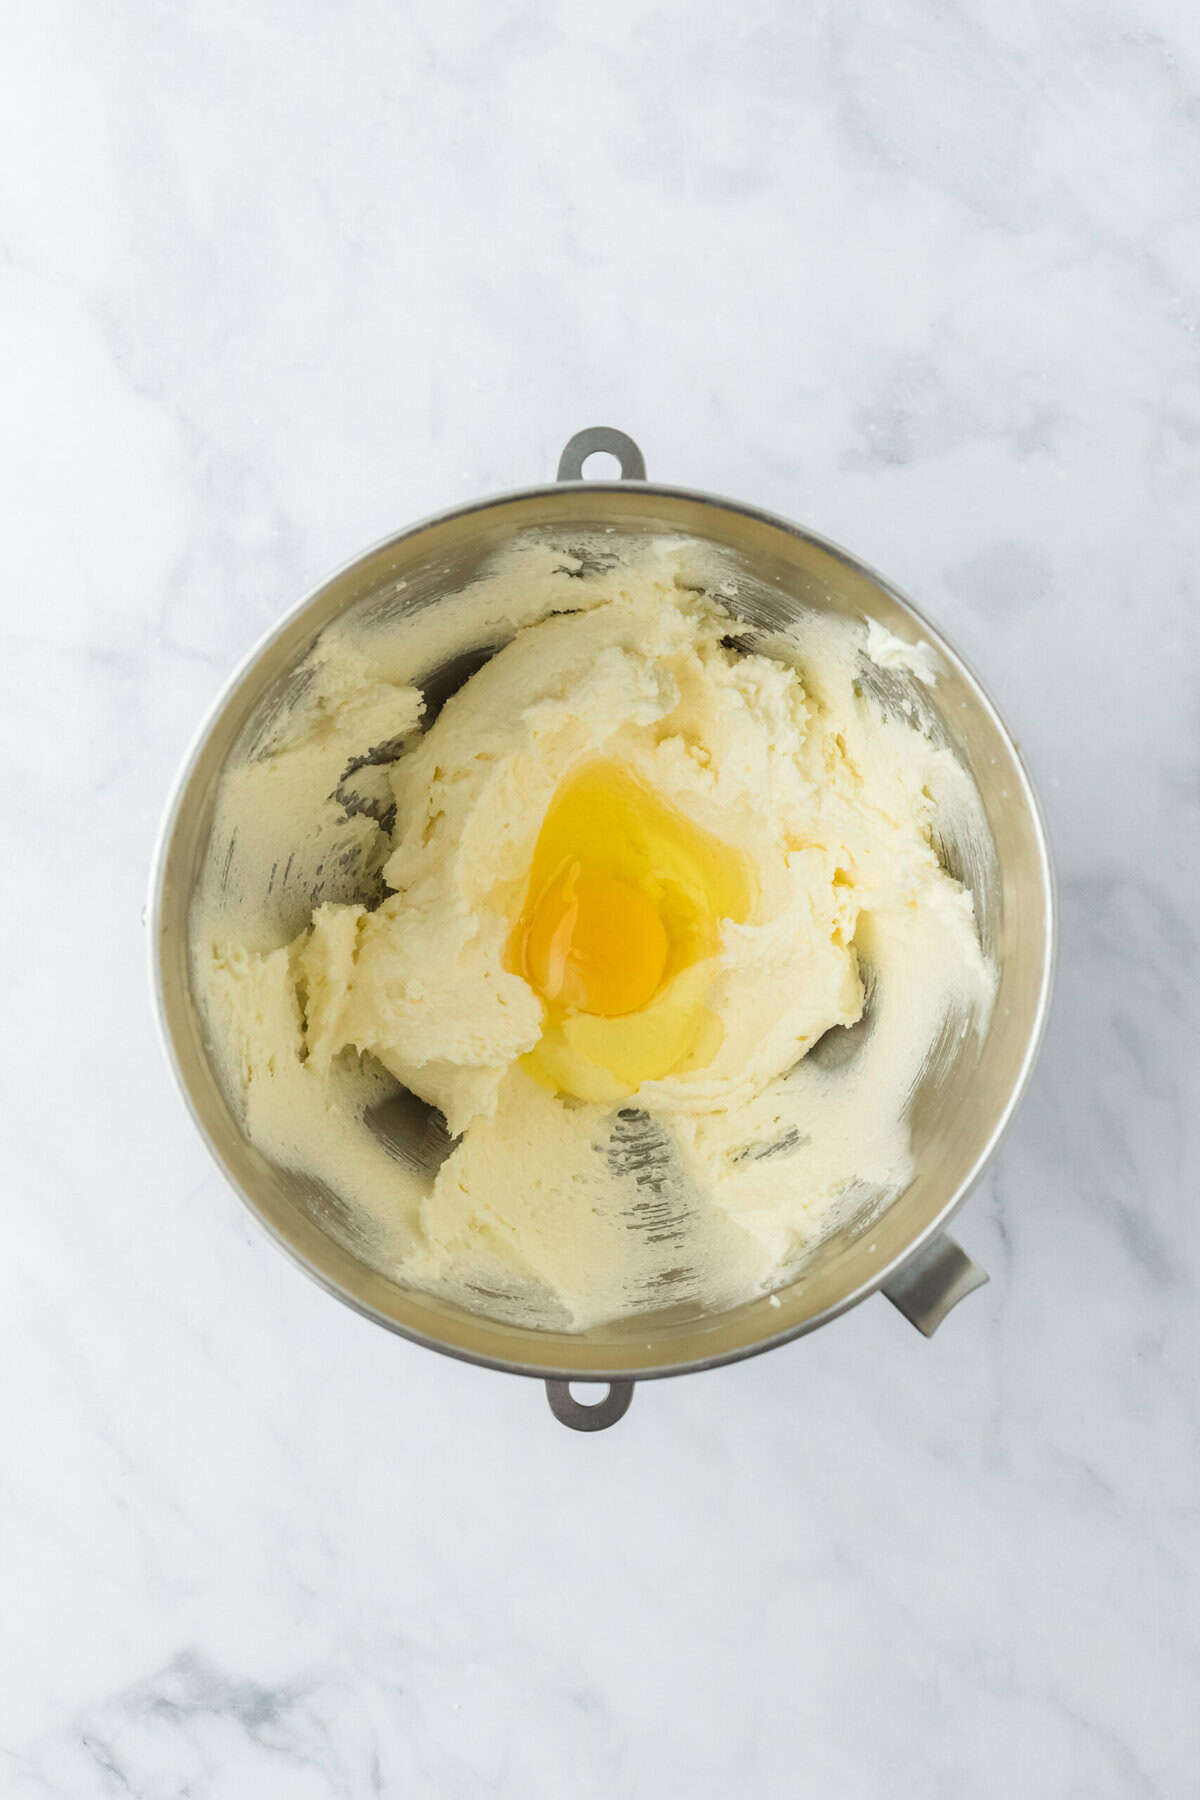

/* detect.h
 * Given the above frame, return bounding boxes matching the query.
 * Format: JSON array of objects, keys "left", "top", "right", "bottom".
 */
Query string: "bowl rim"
[{"left": 148, "top": 475, "right": 1057, "bottom": 1384}]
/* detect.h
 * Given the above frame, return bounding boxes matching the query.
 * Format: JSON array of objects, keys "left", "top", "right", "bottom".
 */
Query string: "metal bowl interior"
[{"left": 152, "top": 482, "right": 1054, "bottom": 1382}]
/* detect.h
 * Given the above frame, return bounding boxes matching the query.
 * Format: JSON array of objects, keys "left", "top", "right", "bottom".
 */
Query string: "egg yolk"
[
  {"left": 508, "top": 761, "right": 756, "bottom": 1102},
  {"left": 524, "top": 867, "right": 669, "bottom": 1017}
]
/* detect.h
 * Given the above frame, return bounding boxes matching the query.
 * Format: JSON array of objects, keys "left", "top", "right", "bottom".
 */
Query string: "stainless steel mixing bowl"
[{"left": 150, "top": 428, "right": 1055, "bottom": 1431}]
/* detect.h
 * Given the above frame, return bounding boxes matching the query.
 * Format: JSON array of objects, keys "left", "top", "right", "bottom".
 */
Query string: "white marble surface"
[{"left": 3, "top": 1, "right": 1199, "bottom": 1793}]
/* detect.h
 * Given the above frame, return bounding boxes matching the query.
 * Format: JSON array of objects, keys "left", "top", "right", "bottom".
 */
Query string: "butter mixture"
[{"left": 194, "top": 536, "right": 995, "bottom": 1330}]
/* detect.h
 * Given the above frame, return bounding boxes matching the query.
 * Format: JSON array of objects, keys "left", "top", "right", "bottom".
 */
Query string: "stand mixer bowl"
[{"left": 150, "top": 428, "right": 1055, "bottom": 1431}]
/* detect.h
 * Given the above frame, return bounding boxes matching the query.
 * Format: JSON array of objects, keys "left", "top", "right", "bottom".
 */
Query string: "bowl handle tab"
[
  {"left": 881, "top": 1233, "right": 988, "bottom": 1337},
  {"left": 556, "top": 427, "right": 647, "bottom": 483},
  {"left": 545, "top": 1379, "right": 635, "bottom": 1432}
]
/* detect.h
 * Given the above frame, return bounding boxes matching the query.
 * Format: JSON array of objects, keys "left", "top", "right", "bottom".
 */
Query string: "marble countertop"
[{"left": 3, "top": 2, "right": 1198, "bottom": 1794}]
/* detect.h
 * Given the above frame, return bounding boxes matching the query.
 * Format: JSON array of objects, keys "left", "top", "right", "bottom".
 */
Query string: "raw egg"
[{"left": 509, "top": 761, "right": 756, "bottom": 1101}]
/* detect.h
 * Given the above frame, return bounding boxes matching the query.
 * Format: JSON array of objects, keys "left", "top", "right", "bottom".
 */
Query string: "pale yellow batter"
[{"left": 194, "top": 535, "right": 994, "bottom": 1329}]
